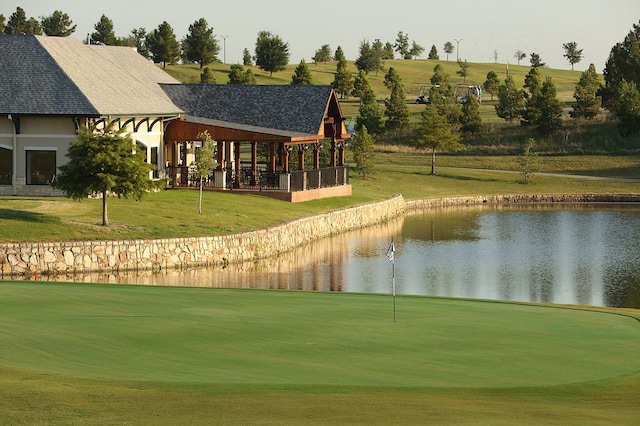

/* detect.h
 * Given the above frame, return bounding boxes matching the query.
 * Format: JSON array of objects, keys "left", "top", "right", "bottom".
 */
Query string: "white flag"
[{"left": 386, "top": 240, "right": 395, "bottom": 262}]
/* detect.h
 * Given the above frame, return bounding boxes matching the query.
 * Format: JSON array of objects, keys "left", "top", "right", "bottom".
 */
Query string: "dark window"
[
  {"left": 0, "top": 147, "right": 11, "bottom": 185},
  {"left": 26, "top": 150, "right": 56, "bottom": 185}
]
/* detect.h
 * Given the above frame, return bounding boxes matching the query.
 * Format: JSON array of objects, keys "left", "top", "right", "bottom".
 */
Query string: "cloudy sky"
[{"left": 3, "top": 0, "right": 639, "bottom": 71}]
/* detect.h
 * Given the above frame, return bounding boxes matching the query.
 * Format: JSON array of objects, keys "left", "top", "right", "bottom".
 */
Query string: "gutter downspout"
[{"left": 9, "top": 115, "right": 17, "bottom": 196}]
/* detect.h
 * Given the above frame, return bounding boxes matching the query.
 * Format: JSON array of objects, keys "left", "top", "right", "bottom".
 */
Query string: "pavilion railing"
[{"left": 290, "top": 166, "right": 349, "bottom": 192}]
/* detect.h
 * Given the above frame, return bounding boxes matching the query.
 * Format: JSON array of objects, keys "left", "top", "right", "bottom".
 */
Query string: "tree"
[
  {"left": 192, "top": 131, "right": 217, "bottom": 214},
  {"left": 601, "top": 20, "right": 640, "bottom": 109},
  {"left": 352, "top": 70, "right": 371, "bottom": 103},
  {"left": 610, "top": 80, "right": 640, "bottom": 136},
  {"left": 91, "top": 14, "right": 116, "bottom": 45},
  {"left": 350, "top": 126, "right": 376, "bottom": 178},
  {"left": 182, "top": 18, "right": 218, "bottom": 68},
  {"left": 428, "top": 45, "right": 439, "bottom": 60},
  {"left": 228, "top": 64, "right": 256, "bottom": 84},
  {"left": 382, "top": 42, "right": 395, "bottom": 60},
  {"left": 40, "top": 10, "right": 76, "bottom": 36},
  {"left": 526, "top": 76, "right": 564, "bottom": 135},
  {"left": 130, "top": 28, "right": 150, "bottom": 59},
  {"left": 456, "top": 59, "right": 470, "bottom": 83},
  {"left": 332, "top": 54, "right": 354, "bottom": 99},
  {"left": 514, "top": 50, "right": 526, "bottom": 66},
  {"left": 0, "top": 14, "right": 5, "bottom": 33},
  {"left": 355, "top": 40, "right": 380, "bottom": 74},
  {"left": 409, "top": 41, "right": 425, "bottom": 60},
  {"left": 312, "top": 44, "right": 332, "bottom": 64},
  {"left": 242, "top": 48, "right": 253, "bottom": 66},
  {"left": 371, "top": 39, "right": 386, "bottom": 74},
  {"left": 254, "top": 31, "right": 290, "bottom": 77},
  {"left": 495, "top": 75, "right": 524, "bottom": 123},
  {"left": 483, "top": 70, "right": 500, "bottom": 100},
  {"left": 334, "top": 45, "right": 346, "bottom": 62},
  {"left": 562, "top": 41, "right": 583, "bottom": 71},
  {"left": 146, "top": 21, "right": 180, "bottom": 69},
  {"left": 200, "top": 67, "right": 216, "bottom": 84},
  {"left": 430, "top": 64, "right": 450, "bottom": 86},
  {"left": 412, "top": 104, "right": 462, "bottom": 175},
  {"left": 460, "top": 94, "right": 482, "bottom": 134},
  {"left": 571, "top": 64, "right": 601, "bottom": 119},
  {"left": 521, "top": 67, "right": 542, "bottom": 126},
  {"left": 6, "top": 7, "right": 41, "bottom": 35},
  {"left": 444, "top": 42, "right": 454, "bottom": 61},
  {"left": 356, "top": 88, "right": 385, "bottom": 135},
  {"left": 529, "top": 52, "right": 545, "bottom": 68},
  {"left": 518, "top": 138, "right": 538, "bottom": 184},
  {"left": 52, "top": 123, "right": 161, "bottom": 226},
  {"left": 384, "top": 82, "right": 410, "bottom": 132},
  {"left": 394, "top": 31, "right": 410, "bottom": 59},
  {"left": 383, "top": 67, "right": 401, "bottom": 91},
  {"left": 291, "top": 59, "right": 313, "bottom": 85}
]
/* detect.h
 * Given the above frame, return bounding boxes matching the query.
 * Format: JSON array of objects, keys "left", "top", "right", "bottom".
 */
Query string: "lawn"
[{"left": 1, "top": 283, "right": 639, "bottom": 425}]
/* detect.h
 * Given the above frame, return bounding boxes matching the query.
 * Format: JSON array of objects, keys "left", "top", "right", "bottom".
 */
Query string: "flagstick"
[{"left": 392, "top": 258, "right": 396, "bottom": 322}]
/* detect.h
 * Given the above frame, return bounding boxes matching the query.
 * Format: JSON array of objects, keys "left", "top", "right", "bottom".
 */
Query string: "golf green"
[{"left": 2, "top": 282, "right": 639, "bottom": 389}]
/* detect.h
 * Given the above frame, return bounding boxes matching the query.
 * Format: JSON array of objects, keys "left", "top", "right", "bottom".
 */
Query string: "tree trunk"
[
  {"left": 102, "top": 189, "right": 109, "bottom": 226},
  {"left": 199, "top": 178, "right": 203, "bottom": 214},
  {"left": 430, "top": 148, "right": 437, "bottom": 175}
]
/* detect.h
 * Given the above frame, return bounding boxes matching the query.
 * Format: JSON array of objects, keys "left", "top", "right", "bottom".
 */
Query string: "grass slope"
[{"left": 1, "top": 283, "right": 639, "bottom": 424}]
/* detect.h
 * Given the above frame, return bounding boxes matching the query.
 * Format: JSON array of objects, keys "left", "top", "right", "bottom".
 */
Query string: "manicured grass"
[{"left": 1, "top": 283, "right": 639, "bottom": 424}]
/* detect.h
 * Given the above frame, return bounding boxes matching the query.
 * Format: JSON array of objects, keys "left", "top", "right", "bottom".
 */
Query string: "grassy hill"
[{"left": 164, "top": 59, "right": 583, "bottom": 124}]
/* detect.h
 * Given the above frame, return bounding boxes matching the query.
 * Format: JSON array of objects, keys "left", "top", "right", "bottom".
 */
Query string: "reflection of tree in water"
[{"left": 604, "top": 263, "right": 640, "bottom": 308}]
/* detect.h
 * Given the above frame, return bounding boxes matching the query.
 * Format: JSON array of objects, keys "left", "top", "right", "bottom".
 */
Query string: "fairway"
[{"left": 2, "top": 282, "right": 639, "bottom": 387}]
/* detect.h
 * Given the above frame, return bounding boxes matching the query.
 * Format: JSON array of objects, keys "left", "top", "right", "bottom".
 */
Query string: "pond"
[{"left": 25, "top": 204, "right": 640, "bottom": 309}]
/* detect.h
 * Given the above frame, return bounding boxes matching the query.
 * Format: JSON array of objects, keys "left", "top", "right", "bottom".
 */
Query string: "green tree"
[
  {"left": 91, "top": 14, "right": 116, "bottom": 45},
  {"left": 528, "top": 77, "right": 564, "bottom": 135},
  {"left": 0, "top": 14, "right": 5, "bottom": 33},
  {"left": 40, "top": 10, "right": 76, "bottom": 36},
  {"left": 242, "top": 48, "right": 253, "bottom": 66},
  {"left": 444, "top": 41, "right": 454, "bottom": 61},
  {"left": 332, "top": 54, "right": 354, "bottom": 99},
  {"left": 456, "top": 59, "right": 470, "bottom": 83},
  {"left": 610, "top": 80, "right": 640, "bottom": 136},
  {"left": 394, "top": 31, "right": 410, "bottom": 59},
  {"left": 371, "top": 39, "right": 386, "bottom": 74},
  {"left": 430, "top": 64, "right": 450, "bottom": 86},
  {"left": 312, "top": 44, "right": 332, "bottom": 64},
  {"left": 192, "top": 131, "right": 218, "bottom": 214},
  {"left": 412, "top": 104, "right": 462, "bottom": 175},
  {"left": 601, "top": 20, "right": 640, "bottom": 109},
  {"left": 483, "top": 70, "right": 500, "bottom": 100},
  {"left": 495, "top": 74, "right": 524, "bottom": 123},
  {"left": 200, "top": 67, "right": 216, "bottom": 84},
  {"left": 383, "top": 67, "right": 401, "bottom": 91},
  {"left": 521, "top": 67, "right": 543, "bottom": 126},
  {"left": 254, "top": 31, "right": 290, "bottom": 77},
  {"left": 291, "top": 59, "right": 313, "bottom": 85},
  {"left": 571, "top": 64, "right": 602, "bottom": 119},
  {"left": 428, "top": 45, "right": 439, "bottom": 60},
  {"left": 351, "top": 70, "right": 371, "bottom": 103},
  {"left": 518, "top": 138, "right": 538, "bottom": 184},
  {"left": 356, "top": 88, "right": 385, "bottom": 135},
  {"left": 382, "top": 42, "right": 395, "bottom": 60},
  {"left": 514, "top": 50, "right": 526, "bottom": 65},
  {"left": 562, "top": 41, "right": 583, "bottom": 71},
  {"left": 409, "top": 41, "right": 425, "bottom": 60},
  {"left": 228, "top": 64, "right": 256, "bottom": 84},
  {"left": 384, "top": 82, "right": 410, "bottom": 132},
  {"left": 146, "top": 21, "right": 180, "bottom": 69},
  {"left": 334, "top": 45, "right": 346, "bottom": 62},
  {"left": 130, "top": 28, "right": 150, "bottom": 59},
  {"left": 355, "top": 40, "right": 381, "bottom": 74},
  {"left": 350, "top": 126, "right": 376, "bottom": 178},
  {"left": 5, "top": 7, "right": 26, "bottom": 34},
  {"left": 182, "top": 18, "right": 218, "bottom": 68},
  {"left": 52, "top": 123, "right": 161, "bottom": 226},
  {"left": 529, "top": 52, "right": 545, "bottom": 68},
  {"left": 460, "top": 94, "right": 482, "bottom": 134}
]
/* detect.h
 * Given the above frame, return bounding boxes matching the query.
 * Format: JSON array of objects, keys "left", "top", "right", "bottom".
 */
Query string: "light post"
[
  {"left": 454, "top": 38, "right": 462, "bottom": 62},
  {"left": 220, "top": 35, "right": 228, "bottom": 64}
]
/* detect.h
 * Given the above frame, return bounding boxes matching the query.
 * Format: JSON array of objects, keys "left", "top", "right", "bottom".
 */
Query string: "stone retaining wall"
[{"left": 1, "top": 193, "right": 638, "bottom": 277}]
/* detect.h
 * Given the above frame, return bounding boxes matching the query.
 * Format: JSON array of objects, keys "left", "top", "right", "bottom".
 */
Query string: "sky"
[{"left": 3, "top": 0, "right": 639, "bottom": 72}]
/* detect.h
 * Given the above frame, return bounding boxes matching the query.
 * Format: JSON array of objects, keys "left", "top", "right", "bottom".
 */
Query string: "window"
[
  {"left": 26, "top": 150, "right": 56, "bottom": 185},
  {"left": 0, "top": 147, "right": 11, "bottom": 185}
]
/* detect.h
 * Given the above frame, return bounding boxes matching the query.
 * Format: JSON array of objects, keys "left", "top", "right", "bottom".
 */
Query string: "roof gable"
[{"left": 161, "top": 84, "right": 337, "bottom": 136}]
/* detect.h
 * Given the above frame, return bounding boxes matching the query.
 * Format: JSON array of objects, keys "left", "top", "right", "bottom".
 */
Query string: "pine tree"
[
  {"left": 350, "top": 126, "right": 376, "bottom": 179},
  {"left": 571, "top": 64, "right": 602, "bottom": 119},
  {"left": 146, "top": 21, "right": 180, "bottom": 69},
  {"left": 428, "top": 45, "right": 439, "bottom": 60},
  {"left": 483, "top": 71, "right": 500, "bottom": 100},
  {"left": 383, "top": 67, "right": 401, "bottom": 90},
  {"left": 356, "top": 89, "right": 384, "bottom": 135},
  {"left": 495, "top": 75, "right": 524, "bottom": 123},
  {"left": 460, "top": 95, "right": 482, "bottom": 134},
  {"left": 412, "top": 104, "right": 462, "bottom": 175},
  {"left": 534, "top": 77, "right": 564, "bottom": 135},
  {"left": 291, "top": 60, "right": 313, "bottom": 85},
  {"left": 182, "top": 18, "right": 218, "bottom": 68},
  {"left": 91, "top": 14, "right": 116, "bottom": 45},
  {"left": 200, "top": 67, "right": 216, "bottom": 84},
  {"left": 332, "top": 55, "right": 354, "bottom": 99},
  {"left": 254, "top": 31, "right": 290, "bottom": 77},
  {"left": 228, "top": 64, "right": 256, "bottom": 84},
  {"left": 351, "top": 70, "right": 371, "bottom": 103},
  {"left": 384, "top": 82, "right": 410, "bottom": 132},
  {"left": 41, "top": 10, "right": 76, "bottom": 36}
]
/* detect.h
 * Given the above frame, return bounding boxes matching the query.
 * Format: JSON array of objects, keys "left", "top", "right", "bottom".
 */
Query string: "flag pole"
[{"left": 386, "top": 238, "right": 396, "bottom": 322}]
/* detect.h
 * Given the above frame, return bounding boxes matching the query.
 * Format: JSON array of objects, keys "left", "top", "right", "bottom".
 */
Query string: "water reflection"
[{"left": 11, "top": 204, "right": 640, "bottom": 309}]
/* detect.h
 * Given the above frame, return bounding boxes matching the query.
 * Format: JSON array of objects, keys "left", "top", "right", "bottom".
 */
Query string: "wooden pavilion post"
[
  {"left": 234, "top": 142, "right": 241, "bottom": 188},
  {"left": 298, "top": 145, "right": 305, "bottom": 171},
  {"left": 313, "top": 143, "right": 320, "bottom": 169},
  {"left": 216, "top": 141, "right": 224, "bottom": 170},
  {"left": 269, "top": 143, "right": 276, "bottom": 172},
  {"left": 251, "top": 142, "right": 258, "bottom": 185}
]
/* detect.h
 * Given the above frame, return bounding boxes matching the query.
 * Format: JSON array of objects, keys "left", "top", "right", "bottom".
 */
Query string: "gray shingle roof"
[
  {"left": 161, "top": 84, "right": 334, "bottom": 136},
  {"left": 0, "top": 35, "right": 183, "bottom": 116}
]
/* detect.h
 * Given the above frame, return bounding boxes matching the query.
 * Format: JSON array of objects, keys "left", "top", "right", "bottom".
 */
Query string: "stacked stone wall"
[{"left": 1, "top": 193, "right": 638, "bottom": 277}]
